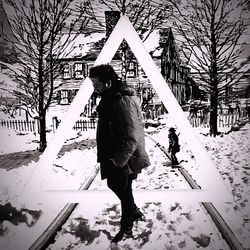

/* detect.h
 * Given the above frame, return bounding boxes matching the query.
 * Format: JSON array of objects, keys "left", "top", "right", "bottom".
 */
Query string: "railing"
[
  {"left": 72, "top": 119, "right": 97, "bottom": 131},
  {"left": 188, "top": 109, "right": 248, "bottom": 128},
  {"left": 52, "top": 116, "right": 97, "bottom": 132},
  {"left": 0, "top": 118, "right": 97, "bottom": 133},
  {"left": 0, "top": 119, "right": 36, "bottom": 132},
  {"left": 1, "top": 110, "right": 248, "bottom": 133}
]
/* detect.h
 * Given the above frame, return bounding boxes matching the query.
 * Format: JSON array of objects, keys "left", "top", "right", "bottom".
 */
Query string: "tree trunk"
[
  {"left": 120, "top": 40, "right": 128, "bottom": 82},
  {"left": 121, "top": 49, "right": 126, "bottom": 82},
  {"left": 38, "top": 46, "right": 47, "bottom": 152},
  {"left": 209, "top": 89, "right": 218, "bottom": 136},
  {"left": 209, "top": 17, "right": 218, "bottom": 137},
  {"left": 39, "top": 110, "right": 47, "bottom": 152}
]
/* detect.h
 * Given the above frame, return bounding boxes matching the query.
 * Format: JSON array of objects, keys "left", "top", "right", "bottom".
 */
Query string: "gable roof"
[
  {"left": 0, "top": 0, "right": 16, "bottom": 42},
  {"left": 57, "top": 33, "right": 106, "bottom": 60},
  {"left": 57, "top": 26, "right": 189, "bottom": 67},
  {"left": 58, "top": 29, "right": 163, "bottom": 61}
]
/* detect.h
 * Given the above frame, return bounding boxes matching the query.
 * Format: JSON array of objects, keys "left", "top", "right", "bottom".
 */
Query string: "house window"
[
  {"left": 74, "top": 63, "right": 84, "bottom": 79},
  {"left": 127, "top": 61, "right": 137, "bottom": 77},
  {"left": 60, "top": 90, "right": 69, "bottom": 105},
  {"left": 63, "top": 64, "right": 71, "bottom": 79}
]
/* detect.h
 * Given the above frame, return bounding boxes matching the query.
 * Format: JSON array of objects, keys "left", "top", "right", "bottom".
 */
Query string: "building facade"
[{"left": 53, "top": 20, "right": 196, "bottom": 117}]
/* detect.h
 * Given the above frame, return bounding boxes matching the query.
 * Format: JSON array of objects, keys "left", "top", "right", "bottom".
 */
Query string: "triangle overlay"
[{"left": 22, "top": 15, "right": 232, "bottom": 202}]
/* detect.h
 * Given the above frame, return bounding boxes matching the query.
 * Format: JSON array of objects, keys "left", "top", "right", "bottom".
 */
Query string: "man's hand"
[{"left": 110, "top": 158, "right": 118, "bottom": 166}]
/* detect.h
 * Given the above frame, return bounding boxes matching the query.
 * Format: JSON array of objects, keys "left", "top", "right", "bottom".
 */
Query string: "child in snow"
[{"left": 168, "top": 127, "right": 180, "bottom": 165}]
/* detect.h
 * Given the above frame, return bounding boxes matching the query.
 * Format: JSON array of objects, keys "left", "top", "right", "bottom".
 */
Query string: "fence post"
[
  {"left": 34, "top": 117, "right": 40, "bottom": 134},
  {"left": 52, "top": 116, "right": 60, "bottom": 133},
  {"left": 32, "top": 121, "right": 35, "bottom": 132},
  {"left": 90, "top": 118, "right": 96, "bottom": 129}
]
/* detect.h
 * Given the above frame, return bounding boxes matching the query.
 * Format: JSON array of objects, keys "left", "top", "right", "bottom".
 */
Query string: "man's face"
[{"left": 91, "top": 76, "right": 106, "bottom": 95}]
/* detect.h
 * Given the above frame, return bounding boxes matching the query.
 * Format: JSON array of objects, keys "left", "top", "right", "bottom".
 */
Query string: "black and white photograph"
[{"left": 0, "top": 0, "right": 250, "bottom": 249}]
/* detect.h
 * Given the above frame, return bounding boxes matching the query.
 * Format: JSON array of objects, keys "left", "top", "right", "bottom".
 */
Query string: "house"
[
  {"left": 159, "top": 28, "right": 194, "bottom": 104},
  {"left": 0, "top": 0, "right": 17, "bottom": 71},
  {"left": 226, "top": 44, "right": 250, "bottom": 103},
  {"left": 54, "top": 11, "right": 196, "bottom": 117},
  {"left": 1, "top": 5, "right": 197, "bottom": 118}
]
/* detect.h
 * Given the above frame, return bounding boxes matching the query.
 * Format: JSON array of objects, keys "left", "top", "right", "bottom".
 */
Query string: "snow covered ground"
[{"left": 0, "top": 114, "right": 249, "bottom": 249}]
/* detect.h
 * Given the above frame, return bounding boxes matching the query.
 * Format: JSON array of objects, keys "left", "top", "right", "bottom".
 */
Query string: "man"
[
  {"left": 89, "top": 64, "right": 150, "bottom": 243},
  {"left": 168, "top": 127, "right": 180, "bottom": 165}
]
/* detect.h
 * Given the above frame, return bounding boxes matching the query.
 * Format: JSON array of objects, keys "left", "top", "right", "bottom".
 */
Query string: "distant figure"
[
  {"left": 189, "top": 104, "right": 198, "bottom": 118},
  {"left": 52, "top": 116, "right": 61, "bottom": 132},
  {"left": 168, "top": 127, "right": 180, "bottom": 165},
  {"left": 246, "top": 103, "right": 250, "bottom": 121},
  {"left": 218, "top": 103, "right": 223, "bottom": 115},
  {"left": 236, "top": 102, "right": 241, "bottom": 117},
  {"left": 89, "top": 64, "right": 150, "bottom": 243},
  {"left": 228, "top": 104, "right": 233, "bottom": 114}
]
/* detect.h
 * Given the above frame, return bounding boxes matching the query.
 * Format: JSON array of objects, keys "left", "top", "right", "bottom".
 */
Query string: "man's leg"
[
  {"left": 171, "top": 152, "right": 178, "bottom": 165},
  {"left": 107, "top": 175, "right": 134, "bottom": 226},
  {"left": 120, "top": 177, "right": 135, "bottom": 229},
  {"left": 107, "top": 171, "right": 135, "bottom": 242}
]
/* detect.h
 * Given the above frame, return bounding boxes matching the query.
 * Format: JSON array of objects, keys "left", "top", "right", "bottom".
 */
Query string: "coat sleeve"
[{"left": 112, "top": 97, "right": 139, "bottom": 167}]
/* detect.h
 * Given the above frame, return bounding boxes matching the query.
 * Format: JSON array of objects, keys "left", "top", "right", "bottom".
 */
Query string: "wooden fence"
[
  {"left": 52, "top": 117, "right": 97, "bottom": 132},
  {"left": 188, "top": 109, "right": 248, "bottom": 128},
  {"left": 0, "top": 119, "right": 36, "bottom": 132},
  {"left": 1, "top": 110, "right": 248, "bottom": 133},
  {"left": 72, "top": 119, "right": 96, "bottom": 131},
  {"left": 0, "top": 118, "right": 97, "bottom": 133}
]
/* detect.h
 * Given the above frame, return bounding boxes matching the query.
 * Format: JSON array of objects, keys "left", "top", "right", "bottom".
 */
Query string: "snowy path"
[
  {"left": 0, "top": 134, "right": 228, "bottom": 250},
  {"left": 0, "top": 120, "right": 249, "bottom": 249},
  {"left": 89, "top": 137, "right": 190, "bottom": 191},
  {"left": 47, "top": 138, "right": 230, "bottom": 250}
]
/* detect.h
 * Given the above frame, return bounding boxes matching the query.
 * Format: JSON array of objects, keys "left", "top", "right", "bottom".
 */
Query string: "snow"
[
  {"left": 0, "top": 128, "right": 38, "bottom": 154},
  {"left": 57, "top": 33, "right": 106, "bottom": 59},
  {"left": 0, "top": 115, "right": 250, "bottom": 249}
]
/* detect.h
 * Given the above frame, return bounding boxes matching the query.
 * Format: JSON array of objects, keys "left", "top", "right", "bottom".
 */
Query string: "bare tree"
[
  {"left": 0, "top": 0, "right": 94, "bottom": 151},
  {"left": 91, "top": 0, "right": 176, "bottom": 88},
  {"left": 172, "top": 0, "right": 249, "bottom": 136}
]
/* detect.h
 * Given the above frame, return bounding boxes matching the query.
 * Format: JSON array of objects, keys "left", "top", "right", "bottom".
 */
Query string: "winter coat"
[
  {"left": 96, "top": 85, "right": 150, "bottom": 180},
  {"left": 168, "top": 132, "right": 180, "bottom": 154}
]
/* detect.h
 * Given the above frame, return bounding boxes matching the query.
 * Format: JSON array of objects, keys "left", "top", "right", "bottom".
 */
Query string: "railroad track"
[
  {"left": 145, "top": 133, "right": 245, "bottom": 250},
  {"left": 28, "top": 165, "right": 100, "bottom": 250},
  {"left": 28, "top": 134, "right": 245, "bottom": 250}
]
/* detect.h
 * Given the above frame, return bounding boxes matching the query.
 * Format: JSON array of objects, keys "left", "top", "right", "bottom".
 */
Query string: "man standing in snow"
[
  {"left": 89, "top": 64, "right": 150, "bottom": 243},
  {"left": 168, "top": 127, "right": 180, "bottom": 165}
]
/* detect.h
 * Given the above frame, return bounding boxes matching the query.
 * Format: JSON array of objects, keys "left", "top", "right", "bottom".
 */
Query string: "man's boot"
[
  {"left": 133, "top": 207, "right": 145, "bottom": 221},
  {"left": 111, "top": 226, "right": 133, "bottom": 243}
]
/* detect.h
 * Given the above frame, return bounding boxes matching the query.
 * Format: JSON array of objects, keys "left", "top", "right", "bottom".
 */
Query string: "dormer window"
[
  {"left": 74, "top": 63, "right": 84, "bottom": 79},
  {"left": 63, "top": 63, "right": 71, "bottom": 79},
  {"left": 127, "top": 61, "right": 137, "bottom": 78}
]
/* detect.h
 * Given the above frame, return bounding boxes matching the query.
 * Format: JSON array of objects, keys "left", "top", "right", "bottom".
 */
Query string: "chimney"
[
  {"left": 159, "top": 28, "right": 171, "bottom": 47},
  {"left": 105, "top": 11, "right": 120, "bottom": 38}
]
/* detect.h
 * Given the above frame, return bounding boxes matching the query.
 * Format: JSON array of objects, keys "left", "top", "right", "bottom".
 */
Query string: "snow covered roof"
[
  {"left": 143, "top": 30, "right": 162, "bottom": 57},
  {"left": 58, "top": 29, "right": 163, "bottom": 60},
  {"left": 0, "top": 71, "right": 18, "bottom": 97},
  {"left": 57, "top": 33, "right": 106, "bottom": 59}
]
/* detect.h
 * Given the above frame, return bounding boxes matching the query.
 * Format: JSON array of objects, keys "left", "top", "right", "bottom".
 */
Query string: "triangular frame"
[{"left": 22, "top": 15, "right": 232, "bottom": 202}]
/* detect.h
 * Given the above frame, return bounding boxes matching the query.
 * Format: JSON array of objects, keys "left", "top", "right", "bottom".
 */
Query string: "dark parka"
[
  {"left": 96, "top": 85, "right": 150, "bottom": 180},
  {"left": 168, "top": 131, "right": 180, "bottom": 154}
]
